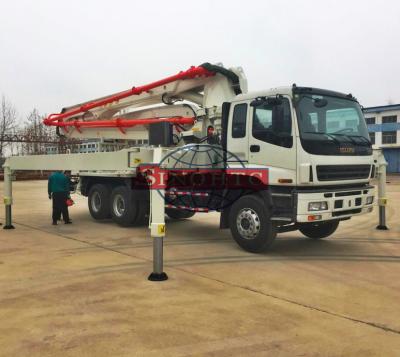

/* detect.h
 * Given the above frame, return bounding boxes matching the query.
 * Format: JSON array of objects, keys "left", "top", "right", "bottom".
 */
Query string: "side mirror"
[
  {"left": 250, "top": 98, "right": 265, "bottom": 107},
  {"left": 313, "top": 98, "right": 328, "bottom": 108},
  {"left": 267, "top": 97, "right": 283, "bottom": 106},
  {"left": 284, "top": 136, "right": 293, "bottom": 148}
]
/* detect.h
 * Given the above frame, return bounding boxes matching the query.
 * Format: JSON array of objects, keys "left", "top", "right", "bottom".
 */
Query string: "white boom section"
[
  {"left": 58, "top": 65, "right": 247, "bottom": 140},
  {"left": 4, "top": 147, "right": 154, "bottom": 176}
]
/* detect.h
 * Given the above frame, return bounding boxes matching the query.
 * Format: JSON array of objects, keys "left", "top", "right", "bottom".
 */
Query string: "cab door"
[
  {"left": 248, "top": 97, "right": 297, "bottom": 180},
  {"left": 226, "top": 101, "right": 250, "bottom": 164}
]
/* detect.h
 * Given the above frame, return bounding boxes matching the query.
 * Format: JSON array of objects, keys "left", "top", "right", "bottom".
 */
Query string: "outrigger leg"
[
  {"left": 376, "top": 151, "right": 388, "bottom": 230},
  {"left": 148, "top": 148, "right": 168, "bottom": 281},
  {"left": 3, "top": 165, "right": 15, "bottom": 230}
]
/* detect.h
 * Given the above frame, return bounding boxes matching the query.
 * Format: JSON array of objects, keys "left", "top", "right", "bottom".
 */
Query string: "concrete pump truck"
[{"left": 3, "top": 62, "right": 376, "bottom": 258}]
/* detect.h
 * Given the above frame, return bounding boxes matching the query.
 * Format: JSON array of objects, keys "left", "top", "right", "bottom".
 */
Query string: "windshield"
[{"left": 296, "top": 94, "right": 372, "bottom": 156}]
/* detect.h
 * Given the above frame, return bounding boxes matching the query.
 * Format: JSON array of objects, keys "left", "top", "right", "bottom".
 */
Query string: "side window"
[
  {"left": 252, "top": 98, "right": 292, "bottom": 148},
  {"left": 232, "top": 103, "right": 247, "bottom": 138}
]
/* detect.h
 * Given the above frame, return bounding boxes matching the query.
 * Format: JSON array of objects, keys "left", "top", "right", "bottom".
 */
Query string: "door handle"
[{"left": 250, "top": 145, "right": 260, "bottom": 152}]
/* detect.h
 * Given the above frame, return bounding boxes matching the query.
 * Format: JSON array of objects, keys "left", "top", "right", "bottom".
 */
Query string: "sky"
[{"left": 1, "top": 0, "right": 399, "bottom": 122}]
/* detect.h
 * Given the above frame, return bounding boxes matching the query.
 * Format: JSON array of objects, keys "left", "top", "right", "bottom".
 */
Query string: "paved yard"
[{"left": 0, "top": 180, "right": 399, "bottom": 356}]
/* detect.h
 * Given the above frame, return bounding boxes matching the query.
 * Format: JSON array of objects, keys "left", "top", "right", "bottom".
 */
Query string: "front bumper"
[{"left": 296, "top": 185, "right": 375, "bottom": 223}]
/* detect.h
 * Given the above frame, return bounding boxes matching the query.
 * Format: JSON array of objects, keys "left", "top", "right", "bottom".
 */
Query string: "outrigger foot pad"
[
  {"left": 376, "top": 225, "right": 389, "bottom": 230},
  {"left": 148, "top": 272, "right": 168, "bottom": 281},
  {"left": 3, "top": 225, "right": 15, "bottom": 230}
]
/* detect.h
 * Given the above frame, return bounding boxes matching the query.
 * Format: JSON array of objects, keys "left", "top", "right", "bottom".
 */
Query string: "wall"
[{"left": 365, "top": 107, "right": 400, "bottom": 173}]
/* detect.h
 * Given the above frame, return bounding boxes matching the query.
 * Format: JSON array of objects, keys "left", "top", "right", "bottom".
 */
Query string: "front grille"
[
  {"left": 316, "top": 165, "right": 371, "bottom": 181},
  {"left": 334, "top": 200, "right": 343, "bottom": 209}
]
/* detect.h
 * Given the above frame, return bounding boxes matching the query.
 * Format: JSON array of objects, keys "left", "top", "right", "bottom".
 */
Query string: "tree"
[
  {"left": 22, "top": 109, "right": 57, "bottom": 155},
  {"left": 0, "top": 95, "right": 18, "bottom": 158}
]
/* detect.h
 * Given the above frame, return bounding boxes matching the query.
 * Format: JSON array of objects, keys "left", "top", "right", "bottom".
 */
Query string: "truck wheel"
[
  {"left": 299, "top": 221, "right": 339, "bottom": 239},
  {"left": 229, "top": 195, "right": 276, "bottom": 253},
  {"left": 110, "top": 186, "right": 138, "bottom": 227},
  {"left": 88, "top": 184, "right": 111, "bottom": 220},
  {"left": 166, "top": 208, "right": 195, "bottom": 220}
]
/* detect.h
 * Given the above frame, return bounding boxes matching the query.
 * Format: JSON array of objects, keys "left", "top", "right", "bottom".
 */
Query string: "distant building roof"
[{"left": 363, "top": 104, "right": 400, "bottom": 114}]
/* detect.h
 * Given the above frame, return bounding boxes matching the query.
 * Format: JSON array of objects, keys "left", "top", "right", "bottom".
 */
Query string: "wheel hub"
[
  {"left": 113, "top": 194, "right": 126, "bottom": 217},
  {"left": 240, "top": 218, "right": 251, "bottom": 230},
  {"left": 91, "top": 191, "right": 101, "bottom": 213},
  {"left": 236, "top": 208, "right": 261, "bottom": 239}
]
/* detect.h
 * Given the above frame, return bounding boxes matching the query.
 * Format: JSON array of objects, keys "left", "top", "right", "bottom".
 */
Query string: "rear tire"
[
  {"left": 88, "top": 184, "right": 111, "bottom": 220},
  {"left": 110, "top": 186, "right": 138, "bottom": 227},
  {"left": 299, "top": 220, "right": 339, "bottom": 239},
  {"left": 229, "top": 194, "right": 276, "bottom": 253},
  {"left": 166, "top": 208, "right": 195, "bottom": 220}
]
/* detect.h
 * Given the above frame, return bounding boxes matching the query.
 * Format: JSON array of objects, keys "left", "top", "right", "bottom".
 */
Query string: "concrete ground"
[{"left": 0, "top": 180, "right": 399, "bottom": 357}]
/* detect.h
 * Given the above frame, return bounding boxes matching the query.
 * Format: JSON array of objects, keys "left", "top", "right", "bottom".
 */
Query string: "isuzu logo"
[{"left": 339, "top": 146, "right": 355, "bottom": 154}]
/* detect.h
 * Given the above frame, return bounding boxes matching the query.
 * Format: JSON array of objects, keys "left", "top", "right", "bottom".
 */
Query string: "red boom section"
[{"left": 43, "top": 65, "right": 215, "bottom": 130}]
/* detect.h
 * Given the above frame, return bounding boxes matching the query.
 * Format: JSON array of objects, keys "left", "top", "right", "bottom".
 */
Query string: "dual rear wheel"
[
  {"left": 88, "top": 184, "right": 148, "bottom": 226},
  {"left": 88, "top": 184, "right": 194, "bottom": 227},
  {"left": 88, "top": 184, "right": 111, "bottom": 220}
]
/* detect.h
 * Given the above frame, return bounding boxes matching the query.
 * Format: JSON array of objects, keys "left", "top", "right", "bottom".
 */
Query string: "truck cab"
[{"left": 221, "top": 85, "right": 375, "bottom": 251}]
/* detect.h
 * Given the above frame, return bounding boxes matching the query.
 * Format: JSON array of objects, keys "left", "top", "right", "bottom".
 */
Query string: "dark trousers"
[{"left": 52, "top": 192, "right": 70, "bottom": 223}]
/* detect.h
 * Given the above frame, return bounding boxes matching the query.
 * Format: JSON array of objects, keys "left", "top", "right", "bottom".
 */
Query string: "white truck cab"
[{"left": 217, "top": 84, "right": 375, "bottom": 251}]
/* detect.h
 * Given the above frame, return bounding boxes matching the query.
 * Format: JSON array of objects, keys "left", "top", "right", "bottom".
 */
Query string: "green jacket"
[{"left": 48, "top": 172, "right": 70, "bottom": 195}]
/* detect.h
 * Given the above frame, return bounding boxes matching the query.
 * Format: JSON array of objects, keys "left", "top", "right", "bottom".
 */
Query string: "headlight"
[
  {"left": 308, "top": 201, "right": 328, "bottom": 211},
  {"left": 366, "top": 196, "right": 374, "bottom": 205}
]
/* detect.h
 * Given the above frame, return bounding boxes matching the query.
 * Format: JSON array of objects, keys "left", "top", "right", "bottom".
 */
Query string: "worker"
[{"left": 48, "top": 170, "right": 72, "bottom": 225}]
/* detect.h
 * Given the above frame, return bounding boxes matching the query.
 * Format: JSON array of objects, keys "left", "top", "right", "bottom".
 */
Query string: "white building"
[{"left": 363, "top": 104, "right": 400, "bottom": 173}]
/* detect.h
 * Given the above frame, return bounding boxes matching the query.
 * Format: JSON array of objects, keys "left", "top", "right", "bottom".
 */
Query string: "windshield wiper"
[
  {"left": 303, "top": 131, "right": 341, "bottom": 145},
  {"left": 331, "top": 133, "right": 371, "bottom": 146},
  {"left": 348, "top": 135, "right": 372, "bottom": 146},
  {"left": 304, "top": 131, "right": 370, "bottom": 146},
  {"left": 328, "top": 132, "right": 359, "bottom": 145}
]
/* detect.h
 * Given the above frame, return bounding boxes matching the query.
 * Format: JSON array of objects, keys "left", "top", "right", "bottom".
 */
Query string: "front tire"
[
  {"left": 299, "top": 220, "right": 339, "bottom": 239},
  {"left": 229, "top": 194, "right": 276, "bottom": 253},
  {"left": 88, "top": 184, "right": 111, "bottom": 220}
]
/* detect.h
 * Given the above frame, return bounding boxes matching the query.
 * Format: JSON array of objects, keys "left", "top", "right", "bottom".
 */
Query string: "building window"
[
  {"left": 365, "top": 117, "right": 375, "bottom": 124},
  {"left": 382, "top": 131, "right": 397, "bottom": 144},
  {"left": 327, "top": 121, "right": 339, "bottom": 130},
  {"left": 369, "top": 132, "right": 375, "bottom": 145},
  {"left": 382, "top": 115, "right": 397, "bottom": 123},
  {"left": 345, "top": 119, "right": 358, "bottom": 129}
]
